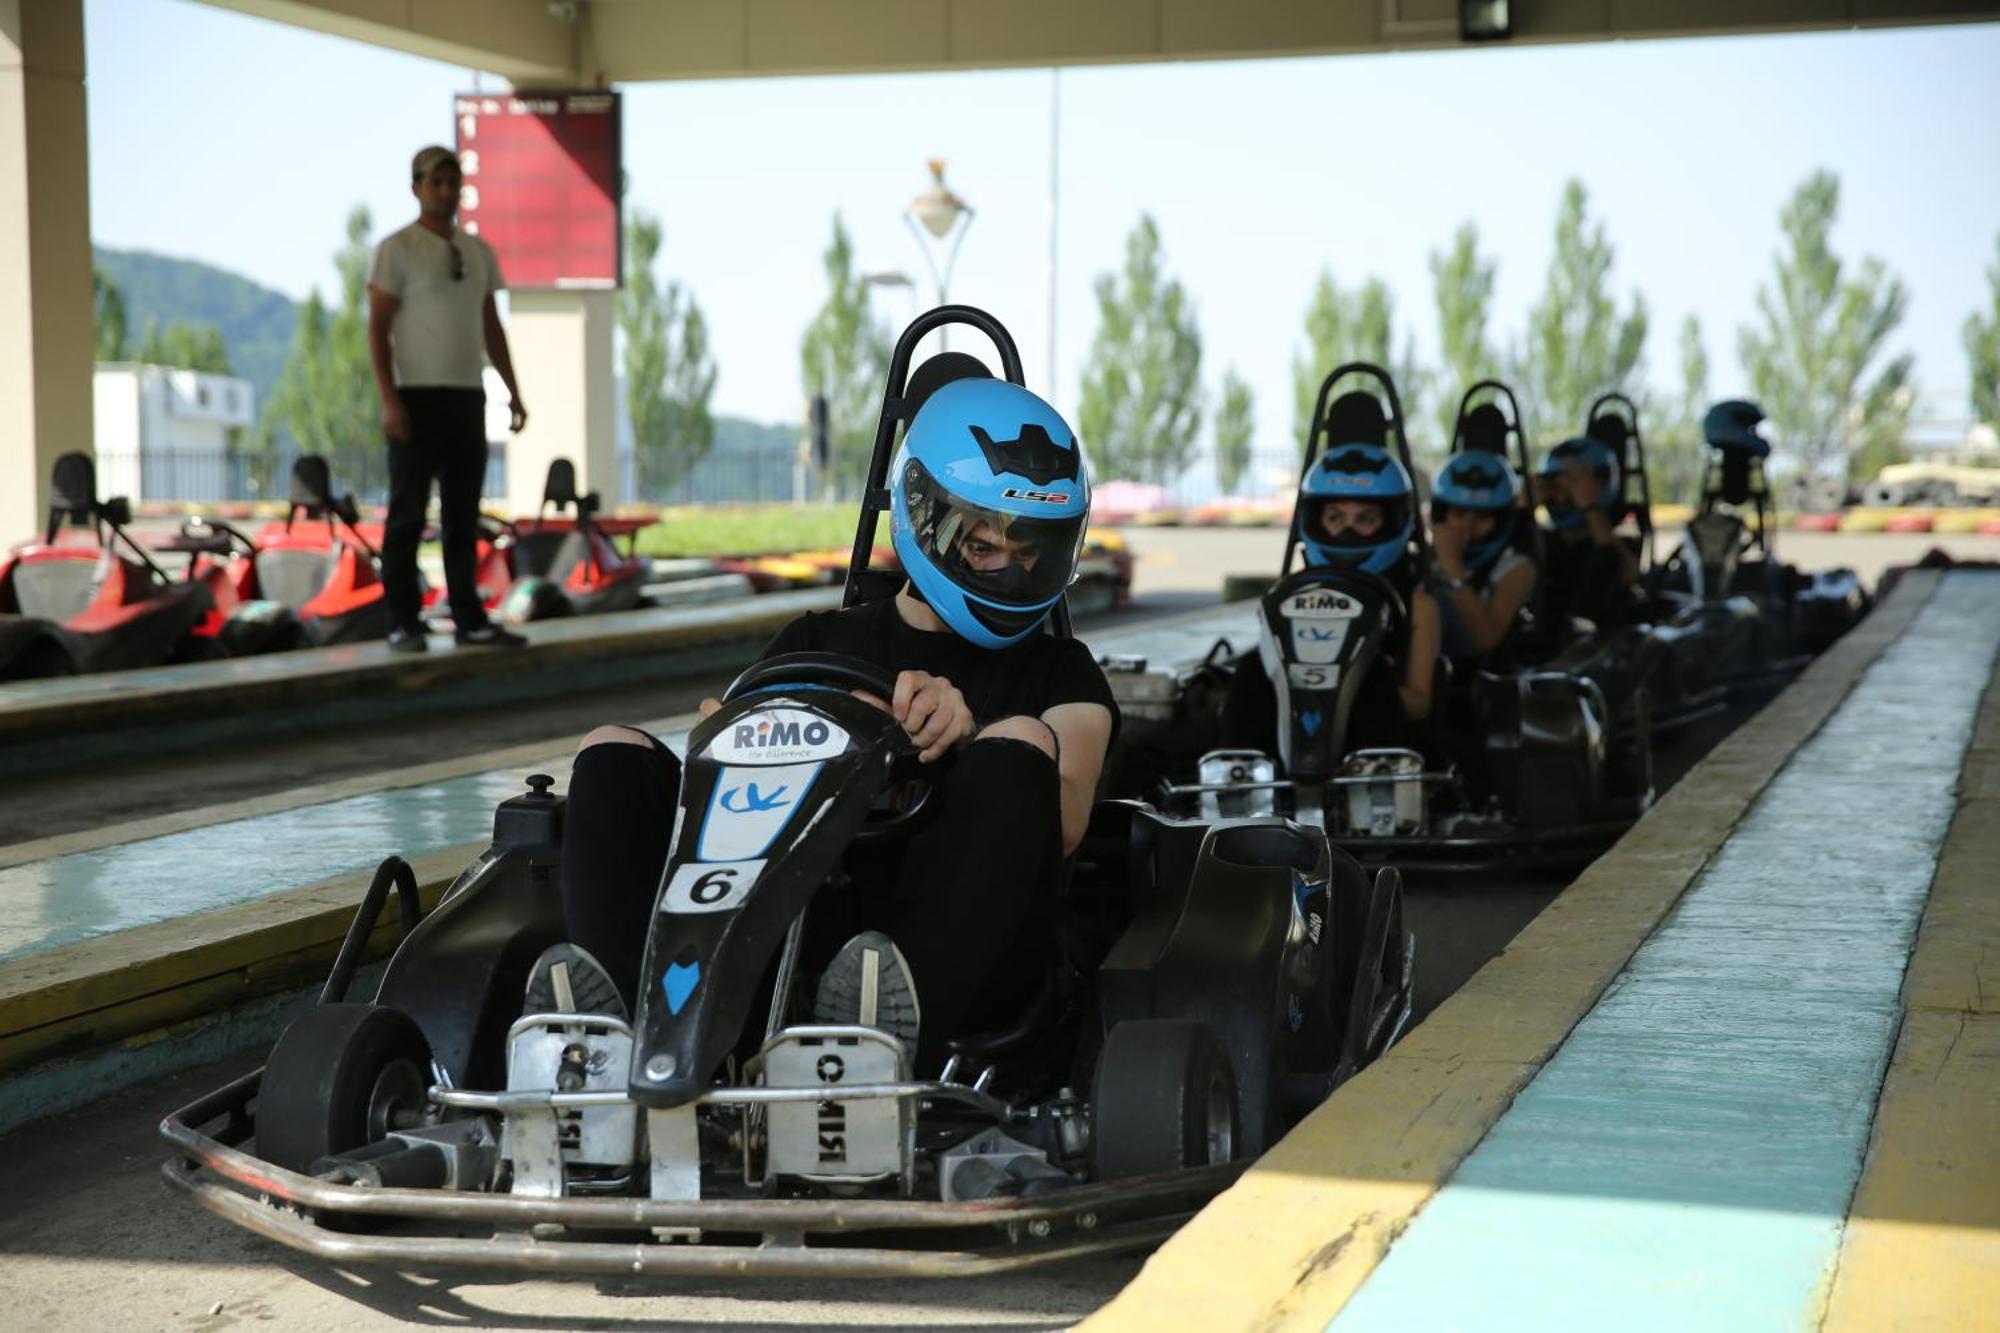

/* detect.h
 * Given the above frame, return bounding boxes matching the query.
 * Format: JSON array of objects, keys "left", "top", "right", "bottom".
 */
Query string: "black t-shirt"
[{"left": 760, "top": 595, "right": 1120, "bottom": 746}]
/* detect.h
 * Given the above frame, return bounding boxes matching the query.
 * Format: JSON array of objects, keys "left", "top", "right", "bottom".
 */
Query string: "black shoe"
[
  {"left": 455, "top": 622, "right": 527, "bottom": 648},
  {"left": 812, "top": 931, "right": 921, "bottom": 1052},
  {"left": 523, "top": 943, "right": 628, "bottom": 1021},
  {"left": 385, "top": 626, "right": 429, "bottom": 654}
]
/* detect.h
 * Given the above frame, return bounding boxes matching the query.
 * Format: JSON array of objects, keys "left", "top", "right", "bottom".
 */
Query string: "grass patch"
[{"left": 630, "top": 504, "right": 863, "bottom": 558}]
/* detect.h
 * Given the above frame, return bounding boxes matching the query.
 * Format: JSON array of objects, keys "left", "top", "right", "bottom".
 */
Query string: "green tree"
[
  {"left": 1293, "top": 271, "right": 1425, "bottom": 455},
  {"left": 1737, "top": 170, "right": 1912, "bottom": 483},
  {"left": 1965, "top": 232, "right": 2000, "bottom": 430},
  {"left": 1429, "top": 222, "right": 1499, "bottom": 449},
  {"left": 799, "top": 214, "right": 891, "bottom": 497},
  {"left": 93, "top": 267, "right": 129, "bottom": 361},
  {"left": 621, "top": 210, "right": 718, "bottom": 496},
  {"left": 1515, "top": 179, "right": 1648, "bottom": 444},
  {"left": 1078, "top": 215, "right": 1205, "bottom": 484},
  {"left": 265, "top": 206, "right": 380, "bottom": 476},
  {"left": 133, "top": 319, "right": 232, "bottom": 372},
  {"left": 1213, "top": 369, "right": 1254, "bottom": 495},
  {"left": 1646, "top": 314, "right": 1710, "bottom": 506}
]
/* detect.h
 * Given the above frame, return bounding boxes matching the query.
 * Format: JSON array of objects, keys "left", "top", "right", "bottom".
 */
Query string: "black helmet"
[{"left": 1703, "top": 400, "right": 1771, "bottom": 458}]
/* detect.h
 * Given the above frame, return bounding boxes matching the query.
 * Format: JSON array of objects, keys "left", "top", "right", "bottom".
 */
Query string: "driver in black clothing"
[{"left": 533, "top": 378, "right": 1113, "bottom": 1072}]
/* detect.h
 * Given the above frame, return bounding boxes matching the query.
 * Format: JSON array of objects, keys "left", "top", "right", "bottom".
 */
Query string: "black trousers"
[
  {"left": 383, "top": 387, "right": 489, "bottom": 631},
  {"left": 561, "top": 730, "right": 1063, "bottom": 1071}
]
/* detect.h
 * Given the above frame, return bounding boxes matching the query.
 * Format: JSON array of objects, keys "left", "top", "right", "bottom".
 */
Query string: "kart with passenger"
[
  {"left": 0, "top": 452, "right": 214, "bottom": 679},
  {"left": 1113, "top": 365, "right": 1651, "bottom": 874},
  {"left": 160, "top": 308, "right": 1413, "bottom": 1277}
]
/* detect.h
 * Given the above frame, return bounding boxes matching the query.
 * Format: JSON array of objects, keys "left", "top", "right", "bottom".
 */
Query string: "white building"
[{"left": 92, "top": 364, "right": 256, "bottom": 503}]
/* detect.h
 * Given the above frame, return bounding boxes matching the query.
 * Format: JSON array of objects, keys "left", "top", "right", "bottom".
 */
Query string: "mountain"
[{"left": 92, "top": 245, "right": 297, "bottom": 413}]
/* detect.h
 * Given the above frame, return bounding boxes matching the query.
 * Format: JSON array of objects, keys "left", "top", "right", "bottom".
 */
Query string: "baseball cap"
[{"left": 411, "top": 145, "right": 461, "bottom": 179}]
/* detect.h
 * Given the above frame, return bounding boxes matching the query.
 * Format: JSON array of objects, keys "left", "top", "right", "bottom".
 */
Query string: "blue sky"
[{"left": 86, "top": 0, "right": 2000, "bottom": 474}]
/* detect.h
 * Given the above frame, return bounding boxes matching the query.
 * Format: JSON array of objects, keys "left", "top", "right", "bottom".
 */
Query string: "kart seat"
[
  {"left": 1322, "top": 390, "right": 1388, "bottom": 447},
  {"left": 48, "top": 452, "right": 100, "bottom": 526},
  {"left": 1460, "top": 402, "right": 1510, "bottom": 455},
  {"left": 10, "top": 559, "right": 98, "bottom": 621},
  {"left": 510, "top": 528, "right": 589, "bottom": 585},
  {"left": 289, "top": 455, "right": 334, "bottom": 517},
  {"left": 255, "top": 548, "right": 336, "bottom": 610}
]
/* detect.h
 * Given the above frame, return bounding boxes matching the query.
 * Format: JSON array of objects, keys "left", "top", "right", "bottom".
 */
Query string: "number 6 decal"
[{"left": 661, "top": 859, "right": 765, "bottom": 914}]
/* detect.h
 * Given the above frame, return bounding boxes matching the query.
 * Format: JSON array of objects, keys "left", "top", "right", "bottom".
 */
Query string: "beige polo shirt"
[{"left": 368, "top": 222, "right": 504, "bottom": 389}]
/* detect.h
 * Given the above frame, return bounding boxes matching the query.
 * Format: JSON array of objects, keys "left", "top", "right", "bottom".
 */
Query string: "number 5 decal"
[{"left": 661, "top": 859, "right": 765, "bottom": 914}]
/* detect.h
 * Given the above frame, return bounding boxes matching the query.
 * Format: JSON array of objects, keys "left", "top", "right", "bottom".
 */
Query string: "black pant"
[
  {"left": 383, "top": 387, "right": 489, "bottom": 631},
  {"left": 560, "top": 730, "right": 1063, "bottom": 1071}
]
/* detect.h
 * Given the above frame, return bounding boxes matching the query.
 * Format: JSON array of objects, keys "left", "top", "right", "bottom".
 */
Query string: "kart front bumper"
[{"left": 159, "top": 1069, "right": 1244, "bottom": 1277}]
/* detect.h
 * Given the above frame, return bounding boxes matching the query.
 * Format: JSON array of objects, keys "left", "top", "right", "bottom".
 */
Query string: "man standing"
[{"left": 367, "top": 144, "right": 528, "bottom": 651}]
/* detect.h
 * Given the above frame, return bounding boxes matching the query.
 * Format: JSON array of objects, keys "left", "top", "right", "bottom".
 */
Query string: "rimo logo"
[
  {"left": 711, "top": 707, "right": 849, "bottom": 764},
  {"left": 731, "top": 717, "right": 833, "bottom": 751}
]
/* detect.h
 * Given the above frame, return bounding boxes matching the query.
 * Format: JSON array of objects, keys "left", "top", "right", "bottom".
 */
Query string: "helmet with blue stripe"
[
  {"left": 889, "top": 377, "right": 1091, "bottom": 648},
  {"left": 1430, "top": 451, "right": 1520, "bottom": 571},
  {"left": 1297, "top": 443, "right": 1415, "bottom": 575},
  {"left": 1538, "top": 436, "right": 1620, "bottom": 532}
]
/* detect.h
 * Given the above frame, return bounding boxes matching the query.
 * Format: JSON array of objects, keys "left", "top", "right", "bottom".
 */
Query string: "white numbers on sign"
[
  {"left": 460, "top": 149, "right": 480, "bottom": 175},
  {"left": 661, "top": 859, "right": 766, "bottom": 915},
  {"left": 459, "top": 114, "right": 477, "bottom": 141},
  {"left": 463, "top": 221, "right": 480, "bottom": 236},
  {"left": 461, "top": 185, "right": 480, "bottom": 210}
]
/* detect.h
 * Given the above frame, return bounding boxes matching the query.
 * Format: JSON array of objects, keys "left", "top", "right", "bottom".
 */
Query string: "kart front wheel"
[
  {"left": 1090, "top": 1020, "right": 1238, "bottom": 1180},
  {"left": 256, "top": 1003, "right": 433, "bottom": 1175}
]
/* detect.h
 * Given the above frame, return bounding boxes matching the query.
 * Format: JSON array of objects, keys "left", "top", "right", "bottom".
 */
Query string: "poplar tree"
[
  {"left": 799, "top": 214, "right": 891, "bottom": 497},
  {"left": 1214, "top": 369, "right": 1255, "bottom": 495},
  {"left": 1737, "top": 170, "right": 1912, "bottom": 481},
  {"left": 1293, "top": 271, "right": 1424, "bottom": 453},
  {"left": 1515, "top": 180, "right": 1648, "bottom": 444},
  {"left": 621, "top": 209, "right": 717, "bottom": 496},
  {"left": 1077, "top": 215, "right": 1205, "bottom": 484},
  {"left": 1965, "top": 232, "right": 2000, "bottom": 431},
  {"left": 1429, "top": 223, "right": 1499, "bottom": 449}
]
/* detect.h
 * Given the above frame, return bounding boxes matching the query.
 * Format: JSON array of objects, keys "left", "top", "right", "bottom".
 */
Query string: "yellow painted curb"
[
  {"left": 1082, "top": 571, "right": 1940, "bottom": 1333},
  {"left": 1822, "top": 653, "right": 2000, "bottom": 1332}
]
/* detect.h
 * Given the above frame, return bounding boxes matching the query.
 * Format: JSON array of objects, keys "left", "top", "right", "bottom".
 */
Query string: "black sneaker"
[
  {"left": 523, "top": 943, "right": 628, "bottom": 1021},
  {"left": 385, "top": 626, "right": 429, "bottom": 654},
  {"left": 455, "top": 622, "right": 528, "bottom": 648},
  {"left": 812, "top": 931, "right": 921, "bottom": 1053}
]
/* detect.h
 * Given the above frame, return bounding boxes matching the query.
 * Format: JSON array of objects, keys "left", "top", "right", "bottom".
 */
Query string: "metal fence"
[
  {"left": 94, "top": 448, "right": 507, "bottom": 508},
  {"left": 626, "top": 444, "right": 799, "bottom": 506}
]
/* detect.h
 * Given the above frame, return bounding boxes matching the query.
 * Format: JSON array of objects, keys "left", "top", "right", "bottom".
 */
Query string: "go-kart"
[
  {"left": 0, "top": 452, "right": 214, "bottom": 679},
  {"left": 1128, "top": 366, "right": 1651, "bottom": 873},
  {"left": 160, "top": 305, "right": 1414, "bottom": 1276},
  {"left": 446, "top": 458, "right": 654, "bottom": 626},
  {"left": 1645, "top": 399, "right": 1868, "bottom": 661},
  {"left": 168, "top": 455, "right": 393, "bottom": 651}
]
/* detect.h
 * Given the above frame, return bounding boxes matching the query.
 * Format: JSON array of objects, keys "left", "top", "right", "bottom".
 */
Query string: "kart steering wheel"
[
  {"left": 720, "top": 652, "right": 943, "bottom": 839},
  {"left": 722, "top": 652, "right": 901, "bottom": 707}
]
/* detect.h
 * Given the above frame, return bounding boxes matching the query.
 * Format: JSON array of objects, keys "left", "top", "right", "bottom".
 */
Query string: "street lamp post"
[{"left": 904, "top": 159, "right": 973, "bottom": 351}]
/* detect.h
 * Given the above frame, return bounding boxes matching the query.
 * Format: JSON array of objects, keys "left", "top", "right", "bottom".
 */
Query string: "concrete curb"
[
  {"left": 1081, "top": 570, "right": 1941, "bottom": 1333},
  {"left": 1821, "top": 636, "right": 2000, "bottom": 1331}
]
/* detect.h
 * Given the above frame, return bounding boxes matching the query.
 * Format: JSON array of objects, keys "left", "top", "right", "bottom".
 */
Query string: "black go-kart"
[
  {"left": 160, "top": 307, "right": 1414, "bottom": 1277},
  {"left": 1528, "top": 395, "right": 1868, "bottom": 735},
  {"left": 1124, "top": 365, "right": 1652, "bottom": 875}
]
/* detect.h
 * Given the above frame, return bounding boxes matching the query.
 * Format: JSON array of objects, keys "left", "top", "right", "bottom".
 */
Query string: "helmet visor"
[{"left": 902, "top": 459, "right": 1087, "bottom": 610}]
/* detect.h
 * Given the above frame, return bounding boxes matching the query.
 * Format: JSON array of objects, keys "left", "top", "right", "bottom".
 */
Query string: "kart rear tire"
[
  {"left": 1090, "top": 1020, "right": 1238, "bottom": 1181},
  {"left": 257, "top": 1003, "right": 433, "bottom": 1176}
]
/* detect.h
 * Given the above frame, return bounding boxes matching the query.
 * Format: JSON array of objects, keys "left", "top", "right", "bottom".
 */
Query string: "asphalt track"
[{"left": 0, "top": 529, "right": 1966, "bottom": 1329}]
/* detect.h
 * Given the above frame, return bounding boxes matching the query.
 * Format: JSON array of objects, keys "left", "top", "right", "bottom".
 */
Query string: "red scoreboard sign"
[{"left": 454, "top": 91, "right": 622, "bottom": 290}]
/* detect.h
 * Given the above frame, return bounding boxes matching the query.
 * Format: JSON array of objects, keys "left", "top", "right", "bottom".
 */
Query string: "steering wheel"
[
  {"left": 719, "top": 652, "right": 943, "bottom": 839},
  {"left": 723, "top": 652, "right": 900, "bottom": 706}
]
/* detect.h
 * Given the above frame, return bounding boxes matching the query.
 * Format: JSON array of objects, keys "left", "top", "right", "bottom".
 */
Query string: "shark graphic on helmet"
[{"left": 968, "top": 423, "right": 1079, "bottom": 486}]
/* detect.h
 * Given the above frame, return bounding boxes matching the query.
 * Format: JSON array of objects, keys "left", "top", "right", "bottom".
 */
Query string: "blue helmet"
[
  {"left": 1703, "top": 399, "right": 1772, "bottom": 457},
  {"left": 1297, "top": 443, "right": 1415, "bottom": 575},
  {"left": 889, "top": 377, "right": 1091, "bottom": 648},
  {"left": 1538, "top": 436, "right": 1620, "bottom": 532},
  {"left": 1430, "top": 451, "right": 1520, "bottom": 571}
]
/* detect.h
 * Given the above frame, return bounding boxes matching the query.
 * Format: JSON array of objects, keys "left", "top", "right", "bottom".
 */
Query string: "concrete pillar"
[
  {"left": 0, "top": 0, "right": 91, "bottom": 541},
  {"left": 502, "top": 289, "right": 616, "bottom": 517}
]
